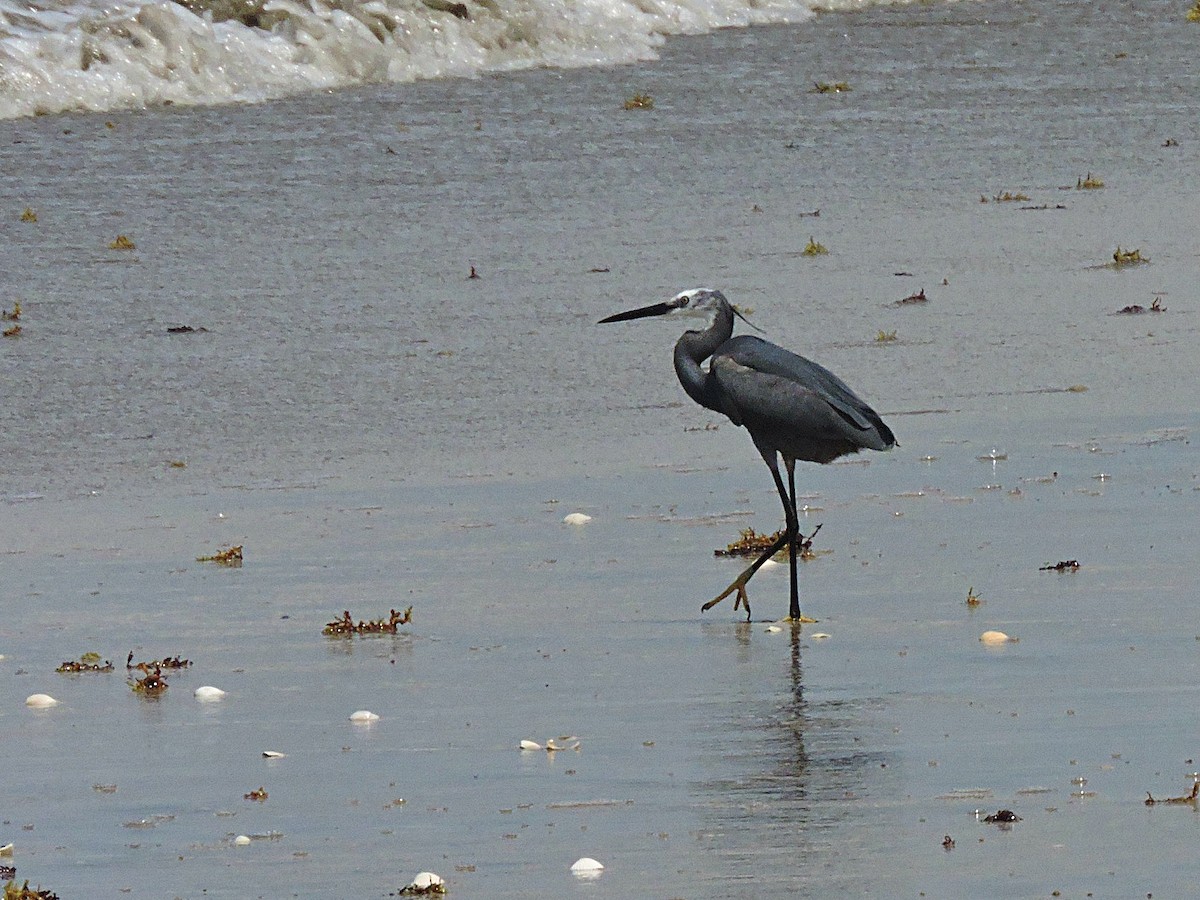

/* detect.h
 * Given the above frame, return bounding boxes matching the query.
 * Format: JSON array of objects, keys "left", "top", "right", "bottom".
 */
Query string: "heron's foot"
[
  {"left": 702, "top": 579, "right": 753, "bottom": 621},
  {"left": 783, "top": 614, "right": 819, "bottom": 625}
]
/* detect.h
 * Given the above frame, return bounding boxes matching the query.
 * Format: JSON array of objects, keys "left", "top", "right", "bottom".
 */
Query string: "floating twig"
[
  {"left": 1145, "top": 780, "right": 1199, "bottom": 805},
  {"left": 891, "top": 288, "right": 928, "bottom": 307}
]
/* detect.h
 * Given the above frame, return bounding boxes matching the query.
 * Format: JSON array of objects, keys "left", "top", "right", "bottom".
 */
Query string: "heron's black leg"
[
  {"left": 703, "top": 451, "right": 799, "bottom": 621},
  {"left": 785, "top": 459, "right": 800, "bottom": 620}
]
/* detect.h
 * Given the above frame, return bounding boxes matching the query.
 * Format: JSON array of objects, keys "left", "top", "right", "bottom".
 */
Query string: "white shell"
[
  {"left": 811, "top": 632, "right": 831, "bottom": 640},
  {"left": 262, "top": 750, "right": 286, "bottom": 759},
  {"left": 570, "top": 857, "right": 605, "bottom": 872},
  {"left": 563, "top": 512, "right": 592, "bottom": 525},
  {"left": 194, "top": 686, "right": 227, "bottom": 701},
  {"left": 25, "top": 693, "right": 58, "bottom": 708},
  {"left": 233, "top": 834, "right": 251, "bottom": 846},
  {"left": 519, "top": 739, "right": 543, "bottom": 751},
  {"left": 980, "top": 630, "right": 1015, "bottom": 645},
  {"left": 764, "top": 624, "right": 783, "bottom": 633},
  {"left": 349, "top": 710, "right": 380, "bottom": 722},
  {"left": 405, "top": 871, "right": 445, "bottom": 890}
]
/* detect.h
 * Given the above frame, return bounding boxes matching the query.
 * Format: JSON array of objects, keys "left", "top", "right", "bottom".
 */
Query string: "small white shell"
[
  {"left": 262, "top": 750, "right": 286, "bottom": 759},
  {"left": 980, "top": 630, "right": 1016, "bottom": 645},
  {"left": 233, "top": 835, "right": 252, "bottom": 846},
  {"left": 194, "top": 686, "right": 227, "bottom": 702},
  {"left": 404, "top": 871, "right": 445, "bottom": 891},
  {"left": 519, "top": 739, "right": 543, "bottom": 751},
  {"left": 563, "top": 512, "right": 592, "bottom": 525},
  {"left": 570, "top": 856, "right": 605, "bottom": 873},
  {"left": 765, "top": 624, "right": 783, "bottom": 633},
  {"left": 811, "top": 632, "right": 831, "bottom": 640},
  {"left": 25, "top": 693, "right": 59, "bottom": 708},
  {"left": 349, "top": 710, "right": 380, "bottom": 722}
]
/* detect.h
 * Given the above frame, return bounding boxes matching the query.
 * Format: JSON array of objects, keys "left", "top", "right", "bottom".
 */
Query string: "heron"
[{"left": 599, "top": 288, "right": 895, "bottom": 622}]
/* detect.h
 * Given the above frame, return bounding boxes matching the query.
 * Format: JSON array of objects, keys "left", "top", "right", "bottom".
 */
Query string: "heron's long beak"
[{"left": 598, "top": 301, "right": 673, "bottom": 324}]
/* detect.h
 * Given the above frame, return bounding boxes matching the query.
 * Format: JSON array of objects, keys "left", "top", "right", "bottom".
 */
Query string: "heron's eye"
[{"left": 678, "top": 296, "right": 690, "bottom": 307}]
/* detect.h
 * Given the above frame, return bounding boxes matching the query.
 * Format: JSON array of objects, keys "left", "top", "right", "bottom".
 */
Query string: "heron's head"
[
  {"left": 598, "top": 287, "right": 743, "bottom": 327},
  {"left": 666, "top": 287, "right": 728, "bottom": 318}
]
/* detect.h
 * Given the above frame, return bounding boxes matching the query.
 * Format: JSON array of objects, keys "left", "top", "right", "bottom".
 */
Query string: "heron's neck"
[{"left": 672, "top": 304, "right": 733, "bottom": 413}]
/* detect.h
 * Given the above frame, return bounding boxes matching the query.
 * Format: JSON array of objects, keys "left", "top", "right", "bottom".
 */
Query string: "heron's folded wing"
[{"left": 715, "top": 337, "right": 893, "bottom": 446}]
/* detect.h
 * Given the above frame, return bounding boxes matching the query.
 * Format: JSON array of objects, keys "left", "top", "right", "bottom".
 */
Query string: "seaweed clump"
[
  {"left": 56, "top": 652, "right": 114, "bottom": 673},
  {"left": 716, "top": 524, "right": 822, "bottom": 561},
  {"left": 197, "top": 545, "right": 243, "bottom": 566},
  {"left": 127, "top": 652, "right": 192, "bottom": 670},
  {"left": 1115, "top": 298, "right": 1164, "bottom": 314},
  {"left": 129, "top": 666, "right": 168, "bottom": 696},
  {"left": 1111, "top": 246, "right": 1148, "bottom": 266},
  {"left": 324, "top": 607, "right": 413, "bottom": 636},
  {"left": 989, "top": 191, "right": 1031, "bottom": 202},
  {"left": 4, "top": 881, "right": 60, "bottom": 900},
  {"left": 982, "top": 809, "right": 1021, "bottom": 823},
  {"left": 1039, "top": 560, "right": 1080, "bottom": 572}
]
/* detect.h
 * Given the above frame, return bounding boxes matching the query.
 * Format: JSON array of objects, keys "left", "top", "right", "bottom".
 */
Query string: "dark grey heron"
[{"left": 600, "top": 288, "right": 895, "bottom": 622}]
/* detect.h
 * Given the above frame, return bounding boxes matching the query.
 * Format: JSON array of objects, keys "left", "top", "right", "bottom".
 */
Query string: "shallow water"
[{"left": 2, "top": 0, "right": 1200, "bottom": 896}]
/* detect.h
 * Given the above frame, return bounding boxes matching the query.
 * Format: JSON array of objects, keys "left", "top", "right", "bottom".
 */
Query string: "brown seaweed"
[{"left": 323, "top": 607, "right": 413, "bottom": 636}]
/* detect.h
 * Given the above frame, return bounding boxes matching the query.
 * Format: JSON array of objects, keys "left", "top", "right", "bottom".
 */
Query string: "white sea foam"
[{"left": 0, "top": 0, "right": 833, "bottom": 119}]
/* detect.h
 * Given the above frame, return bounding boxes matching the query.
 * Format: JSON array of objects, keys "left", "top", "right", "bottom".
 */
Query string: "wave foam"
[{"left": 0, "top": 0, "right": 817, "bottom": 118}]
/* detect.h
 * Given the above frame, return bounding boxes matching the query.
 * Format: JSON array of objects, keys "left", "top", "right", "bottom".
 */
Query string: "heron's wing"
[{"left": 712, "top": 336, "right": 894, "bottom": 450}]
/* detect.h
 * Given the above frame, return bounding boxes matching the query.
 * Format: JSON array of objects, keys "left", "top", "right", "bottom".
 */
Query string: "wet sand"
[{"left": 3, "top": 0, "right": 1200, "bottom": 896}]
